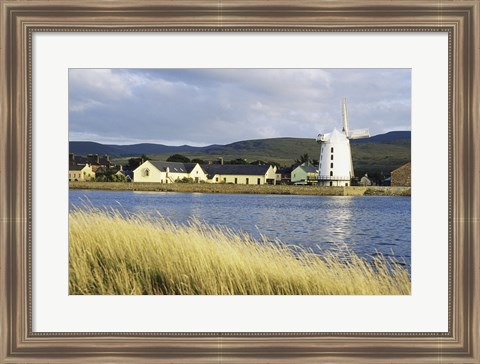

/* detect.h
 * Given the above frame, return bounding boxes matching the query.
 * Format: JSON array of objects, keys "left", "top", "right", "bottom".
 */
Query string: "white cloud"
[{"left": 69, "top": 68, "right": 411, "bottom": 145}]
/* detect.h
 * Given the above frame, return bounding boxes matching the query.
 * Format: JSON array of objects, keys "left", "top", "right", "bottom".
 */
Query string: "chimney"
[
  {"left": 218, "top": 157, "right": 224, "bottom": 165},
  {"left": 69, "top": 153, "right": 75, "bottom": 164},
  {"left": 104, "top": 154, "right": 110, "bottom": 162}
]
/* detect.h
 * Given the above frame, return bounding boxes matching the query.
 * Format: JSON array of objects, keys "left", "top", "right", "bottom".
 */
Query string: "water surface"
[{"left": 70, "top": 190, "right": 411, "bottom": 265}]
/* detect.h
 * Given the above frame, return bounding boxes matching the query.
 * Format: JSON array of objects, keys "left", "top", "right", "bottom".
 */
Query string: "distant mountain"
[
  {"left": 70, "top": 131, "right": 411, "bottom": 174},
  {"left": 68, "top": 141, "right": 125, "bottom": 156},
  {"left": 69, "top": 142, "right": 205, "bottom": 157},
  {"left": 351, "top": 131, "right": 411, "bottom": 144}
]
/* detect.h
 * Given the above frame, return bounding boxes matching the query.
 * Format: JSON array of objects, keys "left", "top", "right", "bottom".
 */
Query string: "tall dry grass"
[{"left": 69, "top": 209, "right": 410, "bottom": 295}]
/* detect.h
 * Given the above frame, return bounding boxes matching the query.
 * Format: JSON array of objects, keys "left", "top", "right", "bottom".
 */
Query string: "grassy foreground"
[{"left": 69, "top": 209, "right": 411, "bottom": 295}]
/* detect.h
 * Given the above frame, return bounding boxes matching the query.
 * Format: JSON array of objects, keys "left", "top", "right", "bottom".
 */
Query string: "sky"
[{"left": 69, "top": 68, "right": 411, "bottom": 146}]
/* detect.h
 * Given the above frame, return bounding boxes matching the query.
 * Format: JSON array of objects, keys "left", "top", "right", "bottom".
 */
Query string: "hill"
[
  {"left": 351, "top": 131, "right": 411, "bottom": 144},
  {"left": 70, "top": 131, "right": 411, "bottom": 175}
]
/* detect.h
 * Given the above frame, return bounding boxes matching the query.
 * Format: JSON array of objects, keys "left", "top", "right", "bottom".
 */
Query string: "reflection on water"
[{"left": 70, "top": 190, "right": 411, "bottom": 265}]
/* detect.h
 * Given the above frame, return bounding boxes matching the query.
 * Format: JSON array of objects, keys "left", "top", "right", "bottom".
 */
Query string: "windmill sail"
[
  {"left": 347, "top": 128, "right": 370, "bottom": 139},
  {"left": 341, "top": 97, "right": 349, "bottom": 136}
]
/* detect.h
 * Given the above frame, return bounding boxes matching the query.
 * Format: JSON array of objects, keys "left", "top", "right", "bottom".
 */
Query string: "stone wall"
[{"left": 391, "top": 162, "right": 411, "bottom": 187}]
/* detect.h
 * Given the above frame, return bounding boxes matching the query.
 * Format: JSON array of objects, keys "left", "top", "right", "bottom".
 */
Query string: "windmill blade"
[
  {"left": 342, "top": 97, "right": 349, "bottom": 136},
  {"left": 347, "top": 128, "right": 370, "bottom": 139}
]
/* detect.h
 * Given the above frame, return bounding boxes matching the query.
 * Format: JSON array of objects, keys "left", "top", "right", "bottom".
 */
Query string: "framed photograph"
[{"left": 1, "top": 1, "right": 479, "bottom": 362}]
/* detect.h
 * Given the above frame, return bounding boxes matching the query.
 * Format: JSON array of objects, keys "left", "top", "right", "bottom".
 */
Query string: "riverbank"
[
  {"left": 69, "top": 209, "right": 411, "bottom": 295},
  {"left": 69, "top": 181, "right": 411, "bottom": 196}
]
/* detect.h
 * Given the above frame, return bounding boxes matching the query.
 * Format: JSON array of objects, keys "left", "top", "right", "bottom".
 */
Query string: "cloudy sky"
[{"left": 69, "top": 68, "right": 411, "bottom": 146}]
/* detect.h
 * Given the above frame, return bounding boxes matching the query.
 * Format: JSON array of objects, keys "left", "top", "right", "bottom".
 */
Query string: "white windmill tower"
[{"left": 316, "top": 98, "right": 370, "bottom": 186}]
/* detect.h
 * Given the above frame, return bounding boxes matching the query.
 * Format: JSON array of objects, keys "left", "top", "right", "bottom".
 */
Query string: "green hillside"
[{"left": 111, "top": 135, "right": 410, "bottom": 175}]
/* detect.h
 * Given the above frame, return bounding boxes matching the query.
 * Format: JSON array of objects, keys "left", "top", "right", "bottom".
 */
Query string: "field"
[
  {"left": 69, "top": 209, "right": 411, "bottom": 295},
  {"left": 69, "top": 181, "right": 411, "bottom": 196}
]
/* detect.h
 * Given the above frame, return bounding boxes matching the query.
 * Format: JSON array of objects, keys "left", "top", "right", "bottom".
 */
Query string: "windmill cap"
[{"left": 329, "top": 128, "right": 349, "bottom": 142}]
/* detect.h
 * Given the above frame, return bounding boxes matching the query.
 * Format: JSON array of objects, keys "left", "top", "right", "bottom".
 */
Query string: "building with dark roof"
[
  {"left": 133, "top": 160, "right": 208, "bottom": 183},
  {"left": 69, "top": 153, "right": 115, "bottom": 171},
  {"left": 68, "top": 163, "right": 95, "bottom": 181},
  {"left": 201, "top": 164, "right": 277, "bottom": 185},
  {"left": 291, "top": 163, "right": 318, "bottom": 185},
  {"left": 133, "top": 160, "right": 278, "bottom": 184}
]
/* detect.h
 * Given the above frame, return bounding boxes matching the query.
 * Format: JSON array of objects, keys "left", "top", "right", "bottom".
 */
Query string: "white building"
[
  {"left": 316, "top": 98, "right": 370, "bottom": 186},
  {"left": 317, "top": 129, "right": 354, "bottom": 186},
  {"left": 133, "top": 161, "right": 207, "bottom": 183},
  {"left": 202, "top": 164, "right": 277, "bottom": 185}
]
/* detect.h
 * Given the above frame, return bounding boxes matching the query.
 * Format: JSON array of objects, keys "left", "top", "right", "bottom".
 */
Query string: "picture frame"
[{"left": 1, "top": 0, "right": 478, "bottom": 362}]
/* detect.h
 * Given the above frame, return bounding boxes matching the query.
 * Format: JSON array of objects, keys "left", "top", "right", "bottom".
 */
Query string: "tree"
[
  {"left": 191, "top": 158, "right": 206, "bottom": 164},
  {"left": 295, "top": 153, "right": 310, "bottom": 164},
  {"left": 95, "top": 167, "right": 127, "bottom": 182},
  {"left": 125, "top": 158, "right": 142, "bottom": 170},
  {"left": 167, "top": 154, "right": 190, "bottom": 163},
  {"left": 228, "top": 158, "right": 248, "bottom": 165},
  {"left": 125, "top": 155, "right": 149, "bottom": 170},
  {"left": 176, "top": 177, "right": 194, "bottom": 183},
  {"left": 250, "top": 160, "right": 266, "bottom": 165}
]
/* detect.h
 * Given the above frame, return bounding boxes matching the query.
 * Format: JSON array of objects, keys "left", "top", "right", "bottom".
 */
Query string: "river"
[{"left": 69, "top": 190, "right": 411, "bottom": 266}]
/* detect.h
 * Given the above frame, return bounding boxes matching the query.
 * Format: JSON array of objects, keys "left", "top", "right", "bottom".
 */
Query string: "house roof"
[
  {"left": 292, "top": 162, "right": 317, "bottom": 173},
  {"left": 201, "top": 164, "right": 271, "bottom": 178},
  {"left": 69, "top": 165, "right": 86, "bottom": 171},
  {"left": 277, "top": 167, "right": 293, "bottom": 174},
  {"left": 183, "top": 163, "right": 198, "bottom": 173},
  {"left": 148, "top": 161, "right": 191, "bottom": 173},
  {"left": 69, "top": 155, "right": 114, "bottom": 167},
  {"left": 70, "top": 156, "right": 87, "bottom": 166},
  {"left": 298, "top": 164, "right": 318, "bottom": 173}
]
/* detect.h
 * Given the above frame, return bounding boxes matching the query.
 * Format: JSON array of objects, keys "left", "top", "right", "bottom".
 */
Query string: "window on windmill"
[
  {"left": 331, "top": 147, "right": 334, "bottom": 153},
  {"left": 331, "top": 154, "right": 334, "bottom": 160},
  {"left": 330, "top": 171, "right": 333, "bottom": 177},
  {"left": 331, "top": 163, "right": 333, "bottom": 168}
]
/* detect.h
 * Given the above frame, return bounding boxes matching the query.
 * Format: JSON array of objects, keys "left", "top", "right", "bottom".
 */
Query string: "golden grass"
[{"left": 69, "top": 209, "right": 411, "bottom": 295}]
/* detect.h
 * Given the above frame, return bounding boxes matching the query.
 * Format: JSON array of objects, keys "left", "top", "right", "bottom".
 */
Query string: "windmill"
[{"left": 316, "top": 98, "right": 370, "bottom": 186}]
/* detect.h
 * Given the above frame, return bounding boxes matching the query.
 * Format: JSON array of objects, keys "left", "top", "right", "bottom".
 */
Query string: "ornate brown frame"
[{"left": 1, "top": 0, "right": 479, "bottom": 362}]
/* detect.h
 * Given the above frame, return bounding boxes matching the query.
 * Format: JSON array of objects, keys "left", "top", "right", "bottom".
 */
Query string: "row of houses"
[
  {"left": 68, "top": 154, "right": 411, "bottom": 187},
  {"left": 133, "top": 161, "right": 278, "bottom": 185},
  {"left": 69, "top": 153, "right": 119, "bottom": 182},
  {"left": 68, "top": 158, "right": 279, "bottom": 185}
]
